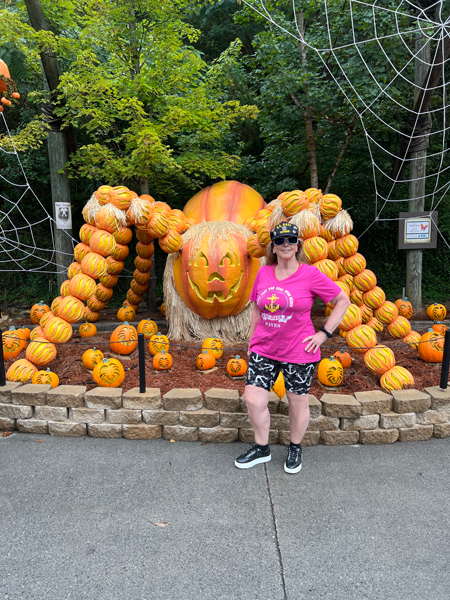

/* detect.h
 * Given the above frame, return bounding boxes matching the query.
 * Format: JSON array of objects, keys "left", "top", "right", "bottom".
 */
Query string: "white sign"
[
  {"left": 55, "top": 202, "right": 72, "bottom": 230},
  {"left": 404, "top": 217, "right": 431, "bottom": 243}
]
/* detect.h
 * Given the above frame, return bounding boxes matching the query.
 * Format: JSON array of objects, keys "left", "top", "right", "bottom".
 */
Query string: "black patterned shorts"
[{"left": 246, "top": 352, "right": 318, "bottom": 395}]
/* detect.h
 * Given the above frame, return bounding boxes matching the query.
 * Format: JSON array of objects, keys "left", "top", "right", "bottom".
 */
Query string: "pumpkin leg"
[
  {"left": 285, "top": 391, "right": 310, "bottom": 445},
  {"left": 244, "top": 385, "right": 271, "bottom": 446}
]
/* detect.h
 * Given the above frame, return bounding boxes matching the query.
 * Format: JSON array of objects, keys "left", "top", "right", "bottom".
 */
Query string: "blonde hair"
[{"left": 266, "top": 239, "right": 310, "bottom": 266}]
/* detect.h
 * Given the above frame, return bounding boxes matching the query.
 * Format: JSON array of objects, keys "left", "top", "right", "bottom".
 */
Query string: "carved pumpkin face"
[
  {"left": 173, "top": 224, "right": 260, "bottom": 319},
  {"left": 227, "top": 355, "right": 247, "bottom": 376},
  {"left": 93, "top": 358, "right": 125, "bottom": 387},
  {"left": 318, "top": 356, "right": 343, "bottom": 386}
]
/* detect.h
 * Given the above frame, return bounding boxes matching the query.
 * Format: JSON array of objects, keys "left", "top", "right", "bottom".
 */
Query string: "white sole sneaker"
[
  {"left": 284, "top": 462, "right": 302, "bottom": 474},
  {"left": 234, "top": 454, "right": 271, "bottom": 469}
]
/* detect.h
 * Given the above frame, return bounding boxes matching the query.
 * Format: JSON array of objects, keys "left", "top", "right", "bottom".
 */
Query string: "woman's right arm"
[{"left": 247, "top": 302, "right": 260, "bottom": 356}]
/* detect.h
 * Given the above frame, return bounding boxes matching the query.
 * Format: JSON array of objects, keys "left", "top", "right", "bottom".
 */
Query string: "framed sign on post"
[{"left": 398, "top": 211, "right": 438, "bottom": 250}]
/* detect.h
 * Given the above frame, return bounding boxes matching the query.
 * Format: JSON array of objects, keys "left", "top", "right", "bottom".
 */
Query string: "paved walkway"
[{"left": 1, "top": 433, "right": 449, "bottom": 600}]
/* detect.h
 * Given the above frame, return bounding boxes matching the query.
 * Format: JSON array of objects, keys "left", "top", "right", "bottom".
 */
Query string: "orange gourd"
[
  {"left": 126, "top": 289, "right": 143, "bottom": 305},
  {"left": 89, "top": 230, "right": 116, "bottom": 257},
  {"left": 69, "top": 273, "right": 96, "bottom": 301},
  {"left": 74, "top": 242, "right": 91, "bottom": 264},
  {"left": 303, "top": 236, "right": 328, "bottom": 263},
  {"left": 359, "top": 304, "right": 373, "bottom": 324},
  {"left": 68, "top": 261, "right": 83, "bottom": 279},
  {"left": 93, "top": 358, "right": 125, "bottom": 388},
  {"left": 81, "top": 252, "right": 107, "bottom": 278},
  {"left": 79, "top": 322, "right": 97, "bottom": 338},
  {"left": 95, "top": 283, "right": 114, "bottom": 302},
  {"left": 153, "top": 349, "right": 173, "bottom": 371},
  {"left": 133, "top": 269, "right": 151, "bottom": 285},
  {"left": 32, "top": 368, "right": 59, "bottom": 388},
  {"left": 380, "top": 366, "right": 414, "bottom": 391},
  {"left": 346, "top": 324, "right": 377, "bottom": 354},
  {"left": 353, "top": 269, "right": 377, "bottom": 292},
  {"left": 160, "top": 302, "right": 166, "bottom": 316},
  {"left": 57, "top": 295, "right": 85, "bottom": 323},
  {"left": 387, "top": 316, "right": 412, "bottom": 339},
  {"left": 197, "top": 349, "right": 216, "bottom": 370},
  {"left": 432, "top": 322, "right": 447, "bottom": 335},
  {"left": 6, "top": 358, "right": 38, "bottom": 383},
  {"left": 149, "top": 332, "right": 169, "bottom": 356},
  {"left": 363, "top": 345, "right": 396, "bottom": 375},
  {"left": 362, "top": 286, "right": 386, "bottom": 310},
  {"left": 226, "top": 355, "right": 247, "bottom": 376},
  {"left": 107, "top": 186, "right": 134, "bottom": 211},
  {"left": 113, "top": 226, "right": 133, "bottom": 245},
  {"left": 106, "top": 256, "right": 125, "bottom": 274},
  {"left": 117, "top": 305, "right": 136, "bottom": 322},
  {"left": 333, "top": 349, "right": 352, "bottom": 368},
  {"left": 401, "top": 331, "right": 421, "bottom": 350},
  {"left": 25, "top": 336, "right": 57, "bottom": 366},
  {"left": 318, "top": 356, "right": 343, "bottom": 386},
  {"left": 343, "top": 253, "right": 366, "bottom": 276},
  {"left": 51, "top": 296, "right": 63, "bottom": 316},
  {"left": 418, "top": 329, "right": 444, "bottom": 363},
  {"left": 426, "top": 303, "right": 447, "bottom": 320},
  {"left": 111, "top": 242, "right": 129, "bottom": 261},
  {"left": 87, "top": 297, "right": 106, "bottom": 312},
  {"left": 2, "top": 327, "right": 25, "bottom": 361},
  {"left": 137, "top": 319, "right": 158, "bottom": 340},
  {"left": 30, "top": 326, "right": 44, "bottom": 341},
  {"left": 79, "top": 223, "right": 98, "bottom": 244},
  {"left": 99, "top": 273, "right": 119, "bottom": 288},
  {"left": 374, "top": 301, "right": 398, "bottom": 325},
  {"left": 335, "top": 234, "right": 359, "bottom": 258},
  {"left": 110, "top": 322, "right": 138, "bottom": 355},
  {"left": 339, "top": 304, "right": 362, "bottom": 332},
  {"left": 30, "top": 301, "right": 50, "bottom": 325},
  {"left": 394, "top": 297, "right": 413, "bottom": 319},
  {"left": 134, "top": 256, "right": 152, "bottom": 272},
  {"left": 82, "top": 347, "right": 104, "bottom": 370},
  {"left": 159, "top": 230, "right": 183, "bottom": 253},
  {"left": 313, "top": 259, "right": 338, "bottom": 281},
  {"left": 130, "top": 279, "right": 148, "bottom": 296},
  {"left": 83, "top": 306, "right": 100, "bottom": 322},
  {"left": 60, "top": 280, "right": 71, "bottom": 297},
  {"left": 320, "top": 194, "right": 342, "bottom": 220},
  {"left": 247, "top": 234, "right": 267, "bottom": 258},
  {"left": 202, "top": 337, "right": 224, "bottom": 359},
  {"left": 43, "top": 316, "right": 73, "bottom": 343}
]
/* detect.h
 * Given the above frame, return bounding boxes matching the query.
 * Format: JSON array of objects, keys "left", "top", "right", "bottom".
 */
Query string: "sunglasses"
[{"left": 273, "top": 236, "right": 299, "bottom": 245}]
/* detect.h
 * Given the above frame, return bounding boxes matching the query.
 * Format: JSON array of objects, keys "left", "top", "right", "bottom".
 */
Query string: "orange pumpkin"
[
  {"left": 256, "top": 221, "right": 271, "bottom": 246},
  {"left": 183, "top": 180, "right": 265, "bottom": 225},
  {"left": 112, "top": 226, "right": 133, "bottom": 245},
  {"left": 94, "top": 206, "right": 122, "bottom": 233},
  {"left": 69, "top": 273, "right": 96, "bottom": 301},
  {"left": 350, "top": 288, "right": 364, "bottom": 307},
  {"left": 147, "top": 212, "right": 170, "bottom": 238},
  {"left": 57, "top": 295, "right": 85, "bottom": 323},
  {"left": 30, "top": 326, "right": 44, "bottom": 341},
  {"left": 136, "top": 228, "right": 153, "bottom": 244},
  {"left": 95, "top": 283, "right": 114, "bottom": 302},
  {"left": 16, "top": 327, "right": 30, "bottom": 342},
  {"left": 110, "top": 322, "right": 138, "bottom": 355},
  {"left": 137, "top": 319, "right": 158, "bottom": 340},
  {"left": 6, "top": 358, "right": 38, "bottom": 383},
  {"left": 313, "top": 259, "right": 338, "bottom": 281},
  {"left": 135, "top": 241, "right": 155, "bottom": 259},
  {"left": 320, "top": 194, "right": 342, "bottom": 220},
  {"left": 133, "top": 269, "right": 151, "bottom": 285},
  {"left": 374, "top": 301, "right": 398, "bottom": 325},
  {"left": 79, "top": 322, "right": 97, "bottom": 338},
  {"left": 401, "top": 331, "right": 421, "bottom": 350},
  {"left": 153, "top": 349, "right": 173, "bottom": 370},
  {"left": 111, "top": 242, "right": 129, "bottom": 261},
  {"left": 343, "top": 253, "right": 367, "bottom": 276},
  {"left": 353, "top": 269, "right": 377, "bottom": 292},
  {"left": 117, "top": 305, "right": 136, "bottom": 322},
  {"left": 39, "top": 311, "right": 54, "bottom": 329},
  {"left": 426, "top": 303, "right": 447, "bottom": 320},
  {"left": 318, "top": 224, "right": 334, "bottom": 242},
  {"left": 74, "top": 242, "right": 91, "bottom": 264},
  {"left": 123, "top": 300, "right": 140, "bottom": 313},
  {"left": 134, "top": 256, "right": 152, "bottom": 272},
  {"left": 363, "top": 345, "right": 396, "bottom": 375},
  {"left": 359, "top": 304, "right": 373, "bottom": 324},
  {"left": 196, "top": 349, "right": 215, "bottom": 370},
  {"left": 93, "top": 358, "right": 125, "bottom": 387},
  {"left": 159, "top": 302, "right": 166, "bottom": 316},
  {"left": 79, "top": 223, "right": 98, "bottom": 244},
  {"left": 362, "top": 286, "right": 386, "bottom": 310},
  {"left": 149, "top": 332, "right": 169, "bottom": 356},
  {"left": 432, "top": 322, "right": 448, "bottom": 335},
  {"left": 380, "top": 366, "right": 414, "bottom": 391},
  {"left": 173, "top": 224, "right": 260, "bottom": 319},
  {"left": 418, "top": 329, "right": 444, "bottom": 363},
  {"left": 327, "top": 240, "right": 340, "bottom": 262},
  {"left": 106, "top": 256, "right": 125, "bottom": 274},
  {"left": 335, "top": 234, "right": 359, "bottom": 258},
  {"left": 305, "top": 188, "right": 323, "bottom": 205},
  {"left": 202, "top": 337, "right": 224, "bottom": 359},
  {"left": 94, "top": 185, "right": 113, "bottom": 204},
  {"left": 81, "top": 252, "right": 107, "bottom": 278},
  {"left": 32, "top": 368, "right": 59, "bottom": 388},
  {"left": 126, "top": 289, "right": 143, "bottom": 305},
  {"left": 346, "top": 324, "right": 377, "bottom": 354},
  {"left": 68, "top": 261, "right": 83, "bottom": 279},
  {"left": 159, "top": 230, "right": 183, "bottom": 253},
  {"left": 333, "top": 349, "right": 352, "bottom": 368},
  {"left": 2, "top": 327, "right": 25, "bottom": 361},
  {"left": 334, "top": 256, "right": 346, "bottom": 277},
  {"left": 302, "top": 236, "right": 328, "bottom": 263},
  {"left": 107, "top": 186, "right": 134, "bottom": 211},
  {"left": 226, "top": 354, "right": 247, "bottom": 376},
  {"left": 26, "top": 336, "right": 57, "bottom": 366},
  {"left": 366, "top": 317, "right": 384, "bottom": 332},
  {"left": 82, "top": 347, "right": 104, "bottom": 370},
  {"left": 394, "top": 297, "right": 413, "bottom": 319},
  {"left": 130, "top": 279, "right": 148, "bottom": 296},
  {"left": 87, "top": 297, "right": 106, "bottom": 312},
  {"left": 51, "top": 296, "right": 64, "bottom": 316},
  {"left": 318, "top": 356, "right": 343, "bottom": 386},
  {"left": 60, "top": 280, "right": 71, "bottom": 297},
  {"left": 43, "top": 316, "right": 73, "bottom": 343},
  {"left": 30, "top": 301, "right": 50, "bottom": 325},
  {"left": 247, "top": 234, "right": 267, "bottom": 258},
  {"left": 338, "top": 304, "right": 362, "bottom": 332},
  {"left": 99, "top": 273, "right": 119, "bottom": 288},
  {"left": 271, "top": 371, "right": 285, "bottom": 398},
  {"left": 83, "top": 306, "right": 100, "bottom": 322},
  {"left": 337, "top": 274, "right": 354, "bottom": 292},
  {"left": 89, "top": 230, "right": 117, "bottom": 257},
  {"left": 387, "top": 316, "right": 412, "bottom": 339}
]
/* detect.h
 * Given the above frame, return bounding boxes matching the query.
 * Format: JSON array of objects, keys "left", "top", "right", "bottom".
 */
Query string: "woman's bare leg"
[
  {"left": 244, "top": 385, "right": 271, "bottom": 445},
  {"left": 286, "top": 391, "right": 310, "bottom": 444}
]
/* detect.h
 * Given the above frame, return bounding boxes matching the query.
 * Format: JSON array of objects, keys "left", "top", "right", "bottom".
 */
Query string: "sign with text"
[
  {"left": 55, "top": 202, "right": 72, "bottom": 230},
  {"left": 398, "top": 211, "right": 437, "bottom": 250}
]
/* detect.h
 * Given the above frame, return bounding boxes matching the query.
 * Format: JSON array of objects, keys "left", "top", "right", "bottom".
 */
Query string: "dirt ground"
[{"left": 8, "top": 306, "right": 447, "bottom": 398}]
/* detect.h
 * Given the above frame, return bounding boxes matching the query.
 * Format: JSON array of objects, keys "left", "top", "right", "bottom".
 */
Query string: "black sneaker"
[
  {"left": 235, "top": 444, "right": 271, "bottom": 469},
  {"left": 284, "top": 444, "right": 302, "bottom": 474}
]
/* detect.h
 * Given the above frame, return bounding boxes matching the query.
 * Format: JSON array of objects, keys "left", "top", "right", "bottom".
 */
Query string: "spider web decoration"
[
  {"left": 0, "top": 111, "right": 76, "bottom": 274},
  {"left": 241, "top": 0, "right": 450, "bottom": 248}
]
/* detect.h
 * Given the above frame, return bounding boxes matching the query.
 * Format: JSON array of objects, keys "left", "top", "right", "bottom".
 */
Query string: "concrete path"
[{"left": 1, "top": 434, "right": 449, "bottom": 600}]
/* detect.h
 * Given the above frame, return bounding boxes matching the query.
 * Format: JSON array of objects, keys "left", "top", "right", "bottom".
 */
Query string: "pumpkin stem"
[{"left": 236, "top": 355, "right": 240, "bottom": 359}]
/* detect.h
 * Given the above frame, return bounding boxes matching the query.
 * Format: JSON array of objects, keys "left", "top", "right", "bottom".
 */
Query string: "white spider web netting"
[
  {"left": 0, "top": 111, "right": 75, "bottom": 275},
  {"left": 242, "top": 0, "right": 450, "bottom": 247}
]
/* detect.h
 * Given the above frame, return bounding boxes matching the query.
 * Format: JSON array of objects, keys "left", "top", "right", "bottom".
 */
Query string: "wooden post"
[{"left": 406, "top": 23, "right": 430, "bottom": 311}]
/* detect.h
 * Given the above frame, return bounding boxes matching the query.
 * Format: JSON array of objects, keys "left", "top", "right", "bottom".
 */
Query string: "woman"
[{"left": 235, "top": 221, "right": 350, "bottom": 473}]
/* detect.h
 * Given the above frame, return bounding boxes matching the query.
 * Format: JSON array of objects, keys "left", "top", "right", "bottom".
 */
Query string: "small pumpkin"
[
  {"left": 197, "top": 349, "right": 216, "bottom": 371},
  {"left": 6, "top": 358, "right": 38, "bottom": 383},
  {"left": 79, "top": 322, "right": 97, "bottom": 338},
  {"left": 271, "top": 371, "right": 285, "bottom": 399},
  {"left": 153, "top": 349, "right": 173, "bottom": 371},
  {"left": 374, "top": 301, "right": 399, "bottom": 325},
  {"left": 202, "top": 337, "right": 224, "bottom": 359},
  {"left": 333, "top": 349, "right": 352, "bottom": 368},
  {"left": 149, "top": 332, "right": 169, "bottom": 356},
  {"left": 363, "top": 345, "right": 396, "bottom": 375},
  {"left": 93, "top": 358, "right": 125, "bottom": 388},
  {"left": 137, "top": 319, "right": 158, "bottom": 340},
  {"left": 30, "top": 301, "right": 50, "bottom": 324},
  {"left": 110, "top": 322, "right": 138, "bottom": 355},
  {"left": 318, "top": 356, "right": 343, "bottom": 387},
  {"left": 226, "top": 355, "right": 247, "bottom": 376},
  {"left": 387, "top": 316, "right": 412, "bottom": 339},
  {"left": 426, "top": 303, "right": 447, "bottom": 321},
  {"left": 25, "top": 336, "right": 57, "bottom": 367},
  {"left": 82, "top": 347, "right": 104, "bottom": 370},
  {"left": 30, "top": 326, "right": 45, "bottom": 341},
  {"left": 418, "top": 329, "right": 444, "bottom": 363},
  {"left": 432, "top": 322, "right": 448, "bottom": 335},
  {"left": 401, "top": 331, "right": 421, "bottom": 350},
  {"left": 394, "top": 297, "right": 413, "bottom": 319},
  {"left": 160, "top": 302, "right": 166, "bottom": 316},
  {"left": 346, "top": 324, "right": 377, "bottom": 354},
  {"left": 39, "top": 310, "right": 54, "bottom": 330},
  {"left": 32, "top": 367, "right": 59, "bottom": 388},
  {"left": 2, "top": 327, "right": 25, "bottom": 361},
  {"left": 117, "top": 305, "right": 136, "bottom": 322},
  {"left": 16, "top": 327, "right": 30, "bottom": 342},
  {"left": 380, "top": 366, "right": 414, "bottom": 391}
]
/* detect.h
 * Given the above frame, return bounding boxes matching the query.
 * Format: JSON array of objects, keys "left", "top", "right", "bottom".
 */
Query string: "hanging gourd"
[
  {"left": 110, "top": 322, "right": 138, "bottom": 355},
  {"left": 318, "top": 356, "right": 344, "bottom": 387},
  {"left": 149, "top": 332, "right": 169, "bottom": 356},
  {"left": 202, "top": 337, "right": 224, "bottom": 359},
  {"left": 418, "top": 329, "right": 444, "bottom": 363},
  {"left": 79, "top": 322, "right": 97, "bottom": 338},
  {"left": 394, "top": 297, "right": 413, "bottom": 319},
  {"left": 271, "top": 371, "right": 285, "bottom": 398},
  {"left": 82, "top": 347, "right": 104, "bottom": 370},
  {"left": 363, "top": 345, "right": 396, "bottom": 375},
  {"left": 197, "top": 349, "right": 216, "bottom": 371},
  {"left": 333, "top": 349, "right": 352, "bottom": 368},
  {"left": 153, "top": 349, "right": 173, "bottom": 371},
  {"left": 2, "top": 327, "right": 25, "bottom": 361},
  {"left": 32, "top": 368, "right": 59, "bottom": 388},
  {"left": 93, "top": 358, "right": 125, "bottom": 388},
  {"left": 380, "top": 366, "right": 414, "bottom": 391},
  {"left": 226, "top": 355, "right": 247, "bottom": 377},
  {"left": 6, "top": 358, "right": 38, "bottom": 383},
  {"left": 30, "top": 301, "right": 50, "bottom": 325},
  {"left": 426, "top": 303, "right": 447, "bottom": 321},
  {"left": 137, "top": 319, "right": 158, "bottom": 340}
]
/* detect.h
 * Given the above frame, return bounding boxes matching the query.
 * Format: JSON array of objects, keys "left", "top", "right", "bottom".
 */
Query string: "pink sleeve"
[
  {"left": 249, "top": 269, "right": 261, "bottom": 303},
  {"left": 309, "top": 265, "right": 343, "bottom": 303}
]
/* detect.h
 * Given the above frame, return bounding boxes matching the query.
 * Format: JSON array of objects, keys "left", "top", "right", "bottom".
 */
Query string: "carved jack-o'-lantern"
[{"left": 173, "top": 222, "right": 260, "bottom": 319}]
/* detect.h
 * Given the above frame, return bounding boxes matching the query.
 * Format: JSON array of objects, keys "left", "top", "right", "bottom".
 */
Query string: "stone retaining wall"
[{"left": 1, "top": 383, "right": 450, "bottom": 445}]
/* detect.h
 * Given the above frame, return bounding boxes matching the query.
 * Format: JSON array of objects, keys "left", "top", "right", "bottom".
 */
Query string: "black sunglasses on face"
[{"left": 273, "top": 236, "right": 299, "bottom": 245}]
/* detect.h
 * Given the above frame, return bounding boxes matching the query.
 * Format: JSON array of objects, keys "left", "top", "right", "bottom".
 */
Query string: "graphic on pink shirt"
[{"left": 259, "top": 287, "right": 293, "bottom": 324}]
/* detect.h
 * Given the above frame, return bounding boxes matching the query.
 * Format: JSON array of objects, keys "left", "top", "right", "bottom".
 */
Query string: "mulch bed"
[{"left": 8, "top": 306, "right": 446, "bottom": 398}]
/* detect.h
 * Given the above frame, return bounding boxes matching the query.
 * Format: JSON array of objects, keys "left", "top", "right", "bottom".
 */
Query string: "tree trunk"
[{"left": 140, "top": 176, "right": 158, "bottom": 312}]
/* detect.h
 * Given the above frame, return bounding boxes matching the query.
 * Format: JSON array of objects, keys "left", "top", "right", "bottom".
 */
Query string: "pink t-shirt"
[{"left": 249, "top": 263, "right": 342, "bottom": 364}]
